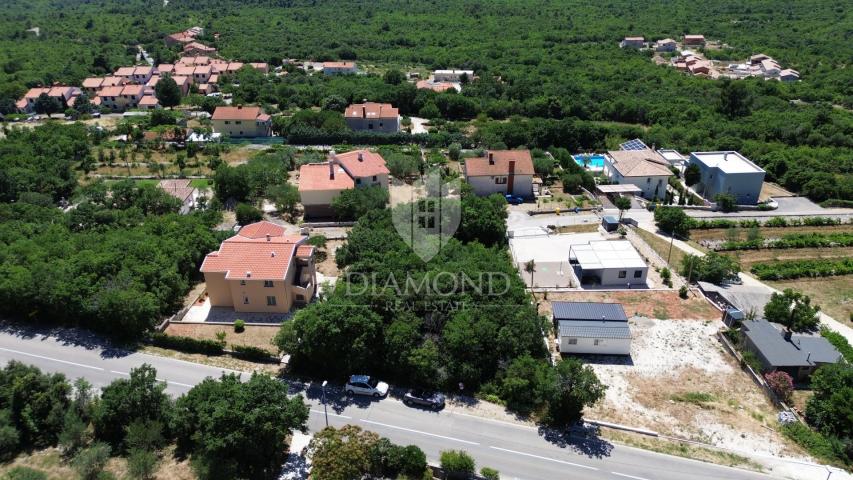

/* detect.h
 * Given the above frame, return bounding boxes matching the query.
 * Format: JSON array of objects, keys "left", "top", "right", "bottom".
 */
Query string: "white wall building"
[
  {"left": 688, "top": 151, "right": 766, "bottom": 205},
  {"left": 603, "top": 149, "right": 673, "bottom": 200},
  {"left": 568, "top": 240, "right": 648, "bottom": 287},
  {"left": 554, "top": 301, "right": 632, "bottom": 355}
]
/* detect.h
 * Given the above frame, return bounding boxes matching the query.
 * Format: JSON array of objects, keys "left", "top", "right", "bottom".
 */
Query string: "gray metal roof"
[
  {"left": 552, "top": 302, "right": 628, "bottom": 322},
  {"left": 742, "top": 320, "right": 841, "bottom": 367},
  {"left": 559, "top": 320, "right": 631, "bottom": 339}
]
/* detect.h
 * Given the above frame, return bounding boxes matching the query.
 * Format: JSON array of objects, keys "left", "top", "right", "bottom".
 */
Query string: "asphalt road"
[{"left": 0, "top": 326, "right": 775, "bottom": 480}]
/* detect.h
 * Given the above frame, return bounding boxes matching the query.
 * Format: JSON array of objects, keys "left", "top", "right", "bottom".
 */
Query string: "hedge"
[
  {"left": 751, "top": 258, "right": 853, "bottom": 280},
  {"left": 285, "top": 125, "right": 473, "bottom": 148},
  {"left": 690, "top": 216, "right": 844, "bottom": 230},
  {"left": 149, "top": 332, "right": 224, "bottom": 355},
  {"left": 231, "top": 344, "right": 277, "bottom": 362},
  {"left": 780, "top": 423, "right": 850, "bottom": 467},
  {"left": 718, "top": 232, "right": 853, "bottom": 251},
  {"left": 821, "top": 327, "right": 853, "bottom": 363}
]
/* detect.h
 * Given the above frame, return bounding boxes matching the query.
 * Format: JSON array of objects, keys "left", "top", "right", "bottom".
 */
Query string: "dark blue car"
[{"left": 505, "top": 194, "right": 525, "bottom": 205}]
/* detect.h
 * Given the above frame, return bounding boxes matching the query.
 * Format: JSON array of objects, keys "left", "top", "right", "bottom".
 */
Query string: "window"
[
  {"left": 594, "top": 339, "right": 602, "bottom": 346},
  {"left": 368, "top": 123, "right": 374, "bottom": 130},
  {"left": 567, "top": 338, "right": 578, "bottom": 345},
  {"left": 240, "top": 280, "right": 246, "bottom": 286},
  {"left": 379, "top": 122, "right": 384, "bottom": 127},
  {"left": 235, "top": 120, "right": 242, "bottom": 125},
  {"left": 618, "top": 270, "right": 627, "bottom": 278},
  {"left": 495, "top": 177, "right": 507, "bottom": 185},
  {"left": 295, "top": 294, "right": 305, "bottom": 301},
  {"left": 264, "top": 280, "right": 274, "bottom": 288},
  {"left": 224, "top": 121, "right": 230, "bottom": 125},
  {"left": 243, "top": 296, "right": 249, "bottom": 304},
  {"left": 266, "top": 296, "right": 277, "bottom": 306},
  {"left": 634, "top": 270, "right": 642, "bottom": 278},
  {"left": 356, "top": 178, "right": 362, "bottom": 185},
  {"left": 372, "top": 175, "right": 377, "bottom": 181},
  {"left": 646, "top": 177, "right": 651, "bottom": 183},
  {"left": 239, "top": 131, "right": 243, "bottom": 135}
]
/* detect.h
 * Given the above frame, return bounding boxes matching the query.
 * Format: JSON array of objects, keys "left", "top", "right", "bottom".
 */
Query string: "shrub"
[
  {"left": 127, "top": 449, "right": 158, "bottom": 480},
  {"left": 5, "top": 467, "right": 48, "bottom": 480},
  {"left": 678, "top": 285, "right": 689, "bottom": 299},
  {"left": 781, "top": 422, "right": 847, "bottom": 465},
  {"left": 821, "top": 327, "right": 853, "bottom": 363},
  {"left": 481, "top": 467, "right": 500, "bottom": 480},
  {"left": 660, "top": 267, "right": 672, "bottom": 287},
  {"left": 714, "top": 193, "right": 738, "bottom": 212},
  {"left": 230, "top": 344, "right": 275, "bottom": 362},
  {"left": 72, "top": 442, "right": 111, "bottom": 480},
  {"left": 751, "top": 258, "right": 853, "bottom": 280},
  {"left": 741, "top": 350, "right": 764, "bottom": 373},
  {"left": 440, "top": 450, "right": 476, "bottom": 479},
  {"left": 234, "top": 320, "right": 245, "bottom": 333},
  {"left": 149, "top": 332, "right": 224, "bottom": 355},
  {"left": 764, "top": 371, "right": 794, "bottom": 404}
]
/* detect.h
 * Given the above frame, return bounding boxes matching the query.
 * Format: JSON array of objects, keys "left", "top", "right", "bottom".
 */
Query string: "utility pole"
[
  {"left": 321, "top": 380, "right": 329, "bottom": 428},
  {"left": 667, "top": 230, "right": 675, "bottom": 264}
]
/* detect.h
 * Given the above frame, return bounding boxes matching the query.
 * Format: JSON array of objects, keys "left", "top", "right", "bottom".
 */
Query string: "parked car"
[
  {"left": 505, "top": 194, "right": 525, "bottom": 205},
  {"left": 345, "top": 375, "right": 389, "bottom": 398},
  {"left": 403, "top": 389, "right": 445, "bottom": 410}
]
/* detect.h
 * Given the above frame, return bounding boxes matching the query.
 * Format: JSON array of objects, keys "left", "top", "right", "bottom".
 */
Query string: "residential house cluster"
[
  {"left": 165, "top": 26, "right": 205, "bottom": 48},
  {"left": 620, "top": 34, "right": 702, "bottom": 50},
  {"left": 672, "top": 52, "right": 713, "bottom": 75},
  {"left": 15, "top": 85, "right": 82, "bottom": 113},
  {"left": 298, "top": 149, "right": 390, "bottom": 218},
  {"left": 726, "top": 53, "right": 799, "bottom": 82}
]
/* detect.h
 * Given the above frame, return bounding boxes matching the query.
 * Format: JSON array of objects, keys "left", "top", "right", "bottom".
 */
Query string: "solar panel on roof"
[{"left": 620, "top": 138, "right": 648, "bottom": 151}]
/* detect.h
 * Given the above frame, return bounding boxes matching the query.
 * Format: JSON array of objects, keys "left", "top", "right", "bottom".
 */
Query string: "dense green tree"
[
  {"left": 681, "top": 252, "right": 740, "bottom": 284},
  {"left": 154, "top": 74, "right": 181, "bottom": 109},
  {"left": 545, "top": 358, "right": 607, "bottom": 427},
  {"left": 71, "top": 442, "right": 111, "bottom": 480},
  {"left": 499, "top": 355, "right": 556, "bottom": 415},
  {"left": 34, "top": 93, "right": 62, "bottom": 117},
  {"left": 308, "top": 426, "right": 378, "bottom": 480},
  {"left": 383, "top": 69, "right": 405, "bottom": 85},
  {"left": 267, "top": 183, "right": 300, "bottom": 217},
  {"left": 614, "top": 196, "right": 631, "bottom": 220},
  {"left": 93, "top": 365, "right": 172, "bottom": 450},
  {"left": 235, "top": 202, "right": 263, "bottom": 225},
  {"left": 718, "top": 79, "right": 752, "bottom": 118},
  {"left": 73, "top": 93, "right": 93, "bottom": 115},
  {"left": 684, "top": 163, "right": 702, "bottom": 187},
  {"left": 331, "top": 186, "right": 389, "bottom": 220},
  {"left": 805, "top": 364, "right": 853, "bottom": 439},
  {"left": 458, "top": 192, "right": 507, "bottom": 246},
  {"left": 440, "top": 450, "right": 476, "bottom": 479},
  {"left": 0, "top": 362, "right": 70, "bottom": 451},
  {"left": 172, "top": 373, "right": 308, "bottom": 480},
  {"left": 764, "top": 289, "right": 821, "bottom": 332},
  {"left": 654, "top": 206, "right": 692, "bottom": 238}
]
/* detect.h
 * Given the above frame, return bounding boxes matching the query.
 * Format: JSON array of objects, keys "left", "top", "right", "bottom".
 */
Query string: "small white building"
[
  {"left": 568, "top": 240, "right": 648, "bottom": 287},
  {"left": 554, "top": 301, "right": 632, "bottom": 356},
  {"left": 433, "top": 69, "right": 474, "bottom": 82},
  {"left": 620, "top": 36, "right": 645, "bottom": 49},
  {"left": 657, "top": 149, "right": 687, "bottom": 167},
  {"left": 604, "top": 149, "right": 673, "bottom": 200}
]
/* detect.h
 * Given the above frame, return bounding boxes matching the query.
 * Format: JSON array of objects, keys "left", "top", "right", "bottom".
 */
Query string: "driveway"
[{"left": 408, "top": 116, "right": 429, "bottom": 134}]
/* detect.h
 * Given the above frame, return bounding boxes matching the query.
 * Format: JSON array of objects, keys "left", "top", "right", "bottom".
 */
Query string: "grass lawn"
[
  {"left": 635, "top": 227, "right": 690, "bottom": 270},
  {"left": 766, "top": 275, "right": 853, "bottom": 327},
  {"left": 164, "top": 323, "right": 279, "bottom": 351}
]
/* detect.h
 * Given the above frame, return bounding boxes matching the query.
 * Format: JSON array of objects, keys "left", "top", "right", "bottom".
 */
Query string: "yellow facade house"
[{"left": 200, "top": 221, "right": 316, "bottom": 313}]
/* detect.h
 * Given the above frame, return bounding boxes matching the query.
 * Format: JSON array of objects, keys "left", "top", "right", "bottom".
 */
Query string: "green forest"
[{"left": 0, "top": 0, "right": 851, "bottom": 201}]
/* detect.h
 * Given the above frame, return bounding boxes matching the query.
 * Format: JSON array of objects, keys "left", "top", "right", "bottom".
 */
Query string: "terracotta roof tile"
[
  {"left": 464, "top": 150, "right": 535, "bottom": 177},
  {"left": 212, "top": 105, "right": 263, "bottom": 121},
  {"left": 334, "top": 150, "right": 390, "bottom": 178},
  {"left": 298, "top": 163, "right": 355, "bottom": 192},
  {"left": 200, "top": 221, "right": 305, "bottom": 280},
  {"left": 344, "top": 102, "right": 398, "bottom": 119}
]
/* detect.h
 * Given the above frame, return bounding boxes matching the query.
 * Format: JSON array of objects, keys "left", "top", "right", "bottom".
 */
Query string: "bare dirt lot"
[
  {"left": 583, "top": 317, "right": 807, "bottom": 460},
  {"left": 0, "top": 447, "right": 194, "bottom": 480},
  {"left": 315, "top": 239, "right": 345, "bottom": 277},
  {"left": 164, "top": 323, "right": 279, "bottom": 351},
  {"left": 541, "top": 290, "right": 720, "bottom": 320}
]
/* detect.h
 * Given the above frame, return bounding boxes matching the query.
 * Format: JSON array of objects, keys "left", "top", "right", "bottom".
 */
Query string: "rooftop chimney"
[
  {"left": 358, "top": 152, "right": 364, "bottom": 162},
  {"left": 329, "top": 161, "right": 335, "bottom": 180},
  {"left": 237, "top": 104, "right": 243, "bottom": 109},
  {"left": 266, "top": 234, "right": 271, "bottom": 242},
  {"left": 488, "top": 152, "right": 494, "bottom": 165},
  {"left": 362, "top": 106, "right": 366, "bottom": 118},
  {"left": 271, "top": 251, "right": 276, "bottom": 257},
  {"left": 246, "top": 271, "right": 252, "bottom": 278}
]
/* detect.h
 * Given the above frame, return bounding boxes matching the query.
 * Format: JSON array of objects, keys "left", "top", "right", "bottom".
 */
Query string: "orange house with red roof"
[{"left": 200, "top": 221, "right": 316, "bottom": 313}]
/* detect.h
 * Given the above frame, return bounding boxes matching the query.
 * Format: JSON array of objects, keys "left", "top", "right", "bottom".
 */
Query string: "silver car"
[{"left": 345, "top": 375, "right": 389, "bottom": 398}]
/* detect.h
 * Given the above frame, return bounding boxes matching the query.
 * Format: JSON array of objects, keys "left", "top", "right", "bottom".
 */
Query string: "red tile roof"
[
  {"left": 82, "top": 77, "right": 104, "bottom": 89},
  {"left": 344, "top": 102, "right": 399, "bottom": 119},
  {"left": 98, "top": 86, "right": 124, "bottom": 97},
  {"left": 139, "top": 96, "right": 159, "bottom": 106},
  {"left": 212, "top": 105, "right": 264, "bottom": 121},
  {"left": 158, "top": 64, "right": 175, "bottom": 73},
  {"left": 121, "top": 85, "right": 144, "bottom": 96},
  {"left": 101, "top": 76, "right": 125, "bottom": 87},
  {"left": 296, "top": 245, "right": 314, "bottom": 257},
  {"left": 133, "top": 66, "right": 154, "bottom": 75},
  {"left": 464, "top": 150, "right": 535, "bottom": 177},
  {"left": 416, "top": 80, "right": 455, "bottom": 92},
  {"left": 298, "top": 163, "right": 355, "bottom": 192},
  {"left": 334, "top": 150, "right": 390, "bottom": 178},
  {"left": 200, "top": 221, "right": 306, "bottom": 281},
  {"left": 323, "top": 61, "right": 355, "bottom": 69},
  {"left": 115, "top": 67, "right": 135, "bottom": 77}
]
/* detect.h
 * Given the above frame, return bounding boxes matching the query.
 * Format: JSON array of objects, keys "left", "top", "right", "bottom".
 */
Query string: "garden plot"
[{"left": 585, "top": 317, "right": 807, "bottom": 460}]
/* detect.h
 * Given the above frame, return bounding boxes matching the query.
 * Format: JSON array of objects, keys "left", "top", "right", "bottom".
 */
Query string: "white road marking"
[
  {"left": 310, "top": 409, "right": 351, "bottom": 419},
  {"left": 0, "top": 347, "right": 104, "bottom": 371},
  {"left": 361, "top": 419, "right": 480, "bottom": 445},
  {"left": 612, "top": 472, "right": 650, "bottom": 480},
  {"left": 449, "top": 410, "right": 537, "bottom": 430},
  {"left": 489, "top": 446, "right": 598, "bottom": 470},
  {"left": 160, "top": 379, "right": 194, "bottom": 388},
  {"left": 110, "top": 370, "right": 129, "bottom": 376}
]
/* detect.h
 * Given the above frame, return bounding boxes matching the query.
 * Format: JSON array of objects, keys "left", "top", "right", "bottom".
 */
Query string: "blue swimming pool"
[{"left": 572, "top": 154, "right": 606, "bottom": 169}]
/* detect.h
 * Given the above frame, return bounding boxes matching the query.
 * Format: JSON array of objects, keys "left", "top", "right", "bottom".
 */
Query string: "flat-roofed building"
[
  {"left": 688, "top": 151, "right": 766, "bottom": 205},
  {"left": 432, "top": 69, "right": 474, "bottom": 82},
  {"left": 553, "top": 302, "right": 631, "bottom": 355},
  {"left": 620, "top": 36, "right": 645, "bottom": 49},
  {"left": 568, "top": 240, "right": 648, "bottom": 287}
]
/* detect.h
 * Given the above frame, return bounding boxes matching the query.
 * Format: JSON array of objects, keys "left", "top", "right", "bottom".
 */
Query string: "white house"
[
  {"left": 603, "top": 149, "right": 673, "bottom": 200},
  {"left": 554, "top": 301, "right": 631, "bottom": 356},
  {"left": 568, "top": 240, "right": 648, "bottom": 287},
  {"left": 463, "top": 150, "right": 535, "bottom": 198},
  {"left": 688, "top": 151, "right": 766, "bottom": 205}
]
